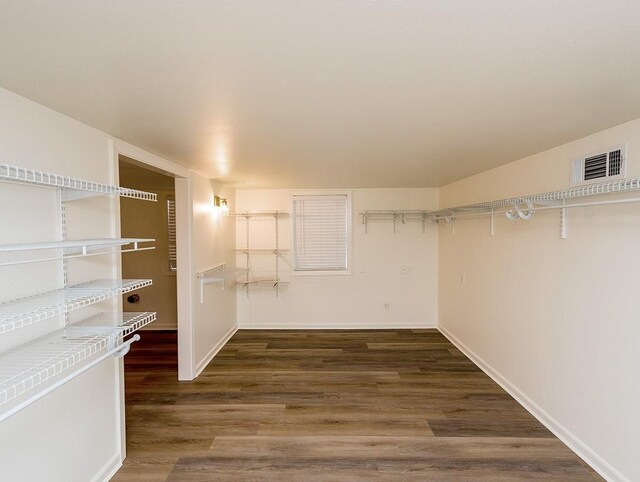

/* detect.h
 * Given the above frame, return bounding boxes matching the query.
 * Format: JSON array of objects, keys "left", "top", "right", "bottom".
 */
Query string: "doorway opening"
[{"left": 119, "top": 156, "right": 179, "bottom": 374}]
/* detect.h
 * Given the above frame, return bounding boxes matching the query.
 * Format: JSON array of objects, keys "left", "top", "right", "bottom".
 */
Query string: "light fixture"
[{"left": 214, "top": 195, "right": 229, "bottom": 215}]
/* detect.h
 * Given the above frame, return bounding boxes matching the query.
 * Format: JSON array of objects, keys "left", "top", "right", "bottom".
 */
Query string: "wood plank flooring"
[{"left": 112, "top": 329, "right": 601, "bottom": 481}]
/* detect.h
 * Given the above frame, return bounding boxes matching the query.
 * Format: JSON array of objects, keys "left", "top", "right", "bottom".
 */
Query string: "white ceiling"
[{"left": 1, "top": 1, "right": 640, "bottom": 188}]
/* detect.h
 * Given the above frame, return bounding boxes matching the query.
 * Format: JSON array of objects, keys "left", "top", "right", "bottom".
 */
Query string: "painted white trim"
[
  {"left": 91, "top": 451, "right": 122, "bottom": 482},
  {"left": 195, "top": 324, "right": 238, "bottom": 376},
  {"left": 438, "top": 324, "right": 629, "bottom": 482},
  {"left": 113, "top": 138, "right": 190, "bottom": 178},
  {"left": 112, "top": 139, "right": 197, "bottom": 381},
  {"left": 108, "top": 138, "right": 127, "bottom": 464},
  {"left": 176, "top": 177, "right": 196, "bottom": 381},
  {"left": 238, "top": 322, "right": 436, "bottom": 330}
]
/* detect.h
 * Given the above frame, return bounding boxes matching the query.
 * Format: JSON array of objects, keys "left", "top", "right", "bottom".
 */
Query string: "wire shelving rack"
[
  {"left": 228, "top": 211, "right": 289, "bottom": 297},
  {"left": 0, "top": 161, "right": 158, "bottom": 423}
]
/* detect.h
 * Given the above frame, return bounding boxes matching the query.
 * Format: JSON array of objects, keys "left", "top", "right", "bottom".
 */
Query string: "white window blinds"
[{"left": 292, "top": 194, "right": 349, "bottom": 271}]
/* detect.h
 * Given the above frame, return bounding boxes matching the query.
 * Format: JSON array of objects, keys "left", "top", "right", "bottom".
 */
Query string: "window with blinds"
[{"left": 292, "top": 194, "right": 349, "bottom": 272}]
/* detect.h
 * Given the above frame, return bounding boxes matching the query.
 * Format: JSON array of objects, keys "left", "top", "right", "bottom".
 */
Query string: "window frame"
[{"left": 290, "top": 190, "right": 352, "bottom": 276}]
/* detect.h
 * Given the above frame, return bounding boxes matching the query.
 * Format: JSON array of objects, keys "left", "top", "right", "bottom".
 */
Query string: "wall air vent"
[{"left": 572, "top": 145, "right": 626, "bottom": 185}]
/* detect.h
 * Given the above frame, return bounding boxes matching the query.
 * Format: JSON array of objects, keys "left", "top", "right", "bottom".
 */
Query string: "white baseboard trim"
[
  {"left": 439, "top": 324, "right": 628, "bottom": 482},
  {"left": 238, "top": 323, "right": 437, "bottom": 330},
  {"left": 194, "top": 324, "right": 238, "bottom": 377},
  {"left": 92, "top": 451, "right": 122, "bottom": 482},
  {"left": 141, "top": 323, "right": 177, "bottom": 331}
]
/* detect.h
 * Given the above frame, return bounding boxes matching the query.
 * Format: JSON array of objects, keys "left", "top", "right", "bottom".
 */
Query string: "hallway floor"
[{"left": 112, "top": 329, "right": 601, "bottom": 481}]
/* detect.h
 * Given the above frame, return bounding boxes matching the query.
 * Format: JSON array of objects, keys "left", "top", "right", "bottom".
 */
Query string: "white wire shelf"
[
  {"left": 196, "top": 265, "right": 249, "bottom": 302},
  {"left": 234, "top": 248, "right": 289, "bottom": 254},
  {"left": 359, "top": 210, "right": 432, "bottom": 234},
  {"left": 237, "top": 279, "right": 289, "bottom": 289},
  {"left": 198, "top": 267, "right": 249, "bottom": 283},
  {"left": 0, "top": 163, "right": 157, "bottom": 202},
  {"left": 73, "top": 311, "right": 156, "bottom": 334},
  {"left": 226, "top": 211, "right": 289, "bottom": 218},
  {"left": 430, "top": 176, "right": 640, "bottom": 220},
  {"left": 0, "top": 279, "right": 152, "bottom": 335},
  {"left": 361, "top": 210, "right": 430, "bottom": 218},
  {"left": 0, "top": 311, "right": 154, "bottom": 421},
  {"left": 0, "top": 238, "right": 155, "bottom": 266},
  {"left": 0, "top": 238, "right": 154, "bottom": 253}
]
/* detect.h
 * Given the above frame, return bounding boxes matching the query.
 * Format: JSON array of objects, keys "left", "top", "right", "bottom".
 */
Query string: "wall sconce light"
[{"left": 214, "top": 195, "right": 229, "bottom": 215}]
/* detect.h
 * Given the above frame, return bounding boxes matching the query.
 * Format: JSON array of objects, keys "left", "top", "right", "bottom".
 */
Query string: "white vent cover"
[{"left": 573, "top": 146, "right": 626, "bottom": 185}]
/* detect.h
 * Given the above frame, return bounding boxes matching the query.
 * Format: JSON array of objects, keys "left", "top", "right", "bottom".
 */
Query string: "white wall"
[
  {"left": 0, "top": 87, "right": 123, "bottom": 481},
  {"left": 0, "top": 87, "right": 238, "bottom": 480},
  {"left": 235, "top": 188, "right": 439, "bottom": 328},
  {"left": 438, "top": 118, "right": 640, "bottom": 482},
  {"left": 179, "top": 174, "right": 237, "bottom": 378}
]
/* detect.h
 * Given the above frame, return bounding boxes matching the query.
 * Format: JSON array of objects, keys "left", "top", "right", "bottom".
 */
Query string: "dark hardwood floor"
[{"left": 112, "top": 329, "right": 601, "bottom": 481}]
